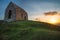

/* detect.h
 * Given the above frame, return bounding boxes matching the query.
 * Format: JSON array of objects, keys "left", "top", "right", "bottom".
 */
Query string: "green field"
[{"left": 0, "top": 20, "right": 60, "bottom": 40}]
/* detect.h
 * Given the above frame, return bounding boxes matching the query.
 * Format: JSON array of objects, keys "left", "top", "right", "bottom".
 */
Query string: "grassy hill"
[{"left": 0, "top": 20, "right": 60, "bottom": 40}]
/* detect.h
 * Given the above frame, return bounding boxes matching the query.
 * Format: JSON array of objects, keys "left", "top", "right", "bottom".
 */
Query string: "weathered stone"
[{"left": 4, "top": 2, "right": 28, "bottom": 22}]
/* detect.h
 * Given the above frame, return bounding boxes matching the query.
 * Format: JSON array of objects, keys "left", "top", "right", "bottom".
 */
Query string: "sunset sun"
[{"left": 49, "top": 18, "right": 57, "bottom": 24}]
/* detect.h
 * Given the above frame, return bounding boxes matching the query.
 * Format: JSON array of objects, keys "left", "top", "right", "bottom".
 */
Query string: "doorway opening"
[{"left": 8, "top": 10, "right": 12, "bottom": 19}]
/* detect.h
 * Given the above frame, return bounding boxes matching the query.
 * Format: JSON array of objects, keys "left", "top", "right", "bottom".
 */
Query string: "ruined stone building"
[{"left": 4, "top": 2, "right": 28, "bottom": 22}]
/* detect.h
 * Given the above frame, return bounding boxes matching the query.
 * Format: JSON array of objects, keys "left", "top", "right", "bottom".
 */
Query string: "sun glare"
[
  {"left": 49, "top": 18, "right": 57, "bottom": 24},
  {"left": 34, "top": 14, "right": 60, "bottom": 25}
]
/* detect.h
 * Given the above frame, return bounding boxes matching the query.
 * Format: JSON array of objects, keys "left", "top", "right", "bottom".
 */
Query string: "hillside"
[{"left": 0, "top": 20, "right": 60, "bottom": 40}]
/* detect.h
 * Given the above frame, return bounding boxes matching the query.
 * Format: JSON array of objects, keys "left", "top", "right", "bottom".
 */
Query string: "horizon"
[{"left": 0, "top": 0, "right": 60, "bottom": 21}]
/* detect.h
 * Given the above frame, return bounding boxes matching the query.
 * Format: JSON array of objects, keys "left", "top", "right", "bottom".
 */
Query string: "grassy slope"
[{"left": 0, "top": 20, "right": 60, "bottom": 40}]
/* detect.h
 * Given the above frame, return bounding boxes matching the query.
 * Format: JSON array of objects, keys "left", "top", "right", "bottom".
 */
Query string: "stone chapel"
[{"left": 4, "top": 2, "right": 28, "bottom": 22}]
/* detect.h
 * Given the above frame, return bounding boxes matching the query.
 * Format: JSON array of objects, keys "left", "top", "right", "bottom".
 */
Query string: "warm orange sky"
[{"left": 30, "top": 13, "right": 60, "bottom": 24}]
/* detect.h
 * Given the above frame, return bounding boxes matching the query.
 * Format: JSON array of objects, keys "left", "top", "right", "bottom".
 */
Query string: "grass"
[{"left": 0, "top": 20, "right": 60, "bottom": 40}]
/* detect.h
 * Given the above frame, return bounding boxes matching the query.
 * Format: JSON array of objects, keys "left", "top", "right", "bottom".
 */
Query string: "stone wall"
[{"left": 4, "top": 2, "right": 28, "bottom": 22}]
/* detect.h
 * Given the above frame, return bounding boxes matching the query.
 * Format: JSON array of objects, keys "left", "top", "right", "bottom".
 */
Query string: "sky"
[{"left": 0, "top": 0, "right": 60, "bottom": 20}]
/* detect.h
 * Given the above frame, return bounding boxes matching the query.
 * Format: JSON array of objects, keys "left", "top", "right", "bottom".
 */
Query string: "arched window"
[{"left": 8, "top": 10, "right": 12, "bottom": 19}]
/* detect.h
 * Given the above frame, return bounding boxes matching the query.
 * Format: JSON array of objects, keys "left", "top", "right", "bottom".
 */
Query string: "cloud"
[{"left": 26, "top": 2, "right": 60, "bottom": 20}]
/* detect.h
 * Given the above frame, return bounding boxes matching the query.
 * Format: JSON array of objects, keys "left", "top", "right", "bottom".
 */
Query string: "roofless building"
[{"left": 4, "top": 2, "right": 28, "bottom": 22}]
